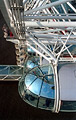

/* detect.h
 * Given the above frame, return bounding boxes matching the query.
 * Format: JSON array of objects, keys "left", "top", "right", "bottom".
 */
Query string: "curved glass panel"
[
  {"left": 18, "top": 64, "right": 55, "bottom": 111},
  {"left": 38, "top": 97, "right": 54, "bottom": 110},
  {"left": 25, "top": 74, "right": 37, "bottom": 87},
  {"left": 40, "top": 65, "right": 52, "bottom": 75},
  {"left": 24, "top": 56, "right": 39, "bottom": 73},
  {"left": 26, "top": 60, "right": 38, "bottom": 69},
  {"left": 18, "top": 77, "right": 38, "bottom": 107},
  {"left": 24, "top": 90, "right": 38, "bottom": 107},
  {"left": 26, "top": 46, "right": 36, "bottom": 56},
  {"left": 19, "top": 79, "right": 25, "bottom": 97},
  {"left": 27, "top": 47, "right": 35, "bottom": 53},
  {"left": 40, "top": 82, "right": 55, "bottom": 99},
  {"left": 28, "top": 77, "right": 42, "bottom": 95}
]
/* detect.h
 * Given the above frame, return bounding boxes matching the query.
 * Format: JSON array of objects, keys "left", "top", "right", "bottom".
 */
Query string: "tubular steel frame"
[{"left": 0, "top": 0, "right": 76, "bottom": 113}]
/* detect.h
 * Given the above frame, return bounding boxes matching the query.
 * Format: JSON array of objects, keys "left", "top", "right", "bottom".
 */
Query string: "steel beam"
[
  {"left": 27, "top": 32, "right": 56, "bottom": 62},
  {"left": 0, "top": 0, "right": 18, "bottom": 38},
  {"left": 23, "top": 15, "right": 76, "bottom": 20},
  {"left": 25, "top": 21, "right": 76, "bottom": 27},
  {"left": 24, "top": 0, "right": 73, "bottom": 15}
]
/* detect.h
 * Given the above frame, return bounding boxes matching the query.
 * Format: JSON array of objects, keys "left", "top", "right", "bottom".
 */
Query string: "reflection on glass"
[
  {"left": 24, "top": 57, "right": 39, "bottom": 73},
  {"left": 24, "top": 90, "right": 38, "bottom": 106},
  {"left": 19, "top": 79, "right": 25, "bottom": 97},
  {"left": 26, "top": 46, "right": 36, "bottom": 56},
  {"left": 25, "top": 74, "right": 37, "bottom": 87},
  {"left": 18, "top": 64, "right": 55, "bottom": 111},
  {"left": 38, "top": 97, "right": 54, "bottom": 110},
  {"left": 26, "top": 60, "right": 37, "bottom": 69},
  {"left": 61, "top": 45, "right": 76, "bottom": 56},
  {"left": 40, "top": 82, "right": 55, "bottom": 99},
  {"left": 0, "top": 65, "right": 23, "bottom": 75},
  {"left": 60, "top": 101, "right": 76, "bottom": 111},
  {"left": 27, "top": 47, "right": 35, "bottom": 54},
  {"left": 28, "top": 77, "right": 42, "bottom": 95}
]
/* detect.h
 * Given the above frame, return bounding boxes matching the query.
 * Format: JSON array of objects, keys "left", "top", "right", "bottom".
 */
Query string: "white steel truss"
[
  {"left": 0, "top": 0, "right": 76, "bottom": 113},
  {"left": 0, "top": 65, "right": 23, "bottom": 81},
  {"left": 1, "top": 0, "right": 76, "bottom": 63}
]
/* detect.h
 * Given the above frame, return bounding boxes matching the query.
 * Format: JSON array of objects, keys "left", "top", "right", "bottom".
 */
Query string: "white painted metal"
[
  {"left": 59, "top": 63, "right": 76, "bottom": 100},
  {"left": 24, "top": 21, "right": 76, "bottom": 27},
  {"left": 0, "top": 65, "right": 23, "bottom": 81},
  {"left": 53, "top": 64, "right": 60, "bottom": 113},
  {"left": 24, "top": 0, "right": 72, "bottom": 15},
  {"left": 57, "top": 29, "right": 73, "bottom": 61},
  {"left": 23, "top": 15, "right": 76, "bottom": 20},
  {"left": 67, "top": 2, "right": 76, "bottom": 13},
  {"left": 27, "top": 42, "right": 51, "bottom": 62},
  {"left": 0, "top": 0, "right": 76, "bottom": 113},
  {"left": 26, "top": 32, "right": 56, "bottom": 62}
]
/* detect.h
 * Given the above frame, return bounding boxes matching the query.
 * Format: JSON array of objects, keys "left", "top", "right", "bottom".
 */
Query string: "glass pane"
[
  {"left": 26, "top": 60, "right": 38, "bottom": 69},
  {"left": 0, "top": 65, "right": 23, "bottom": 75},
  {"left": 18, "top": 64, "right": 55, "bottom": 111},
  {"left": 38, "top": 97, "right": 54, "bottom": 110},
  {"left": 29, "top": 78, "right": 42, "bottom": 95},
  {"left": 60, "top": 101, "right": 76, "bottom": 111},
  {"left": 27, "top": 47, "right": 35, "bottom": 53},
  {"left": 71, "top": 1, "right": 76, "bottom": 9},
  {"left": 51, "top": 0, "right": 74, "bottom": 13},
  {"left": 18, "top": 80, "right": 25, "bottom": 97},
  {"left": 61, "top": 45, "right": 76, "bottom": 56},
  {"left": 24, "top": 90, "right": 38, "bottom": 107},
  {"left": 30, "top": 67, "right": 43, "bottom": 77},
  {"left": 44, "top": 74, "right": 54, "bottom": 84},
  {"left": 38, "top": 97, "right": 46, "bottom": 109},
  {"left": 40, "top": 82, "right": 55, "bottom": 99},
  {"left": 40, "top": 65, "right": 53, "bottom": 75},
  {"left": 24, "top": 56, "right": 39, "bottom": 73},
  {"left": 0, "top": 66, "right": 9, "bottom": 74},
  {"left": 25, "top": 74, "right": 37, "bottom": 87}
]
